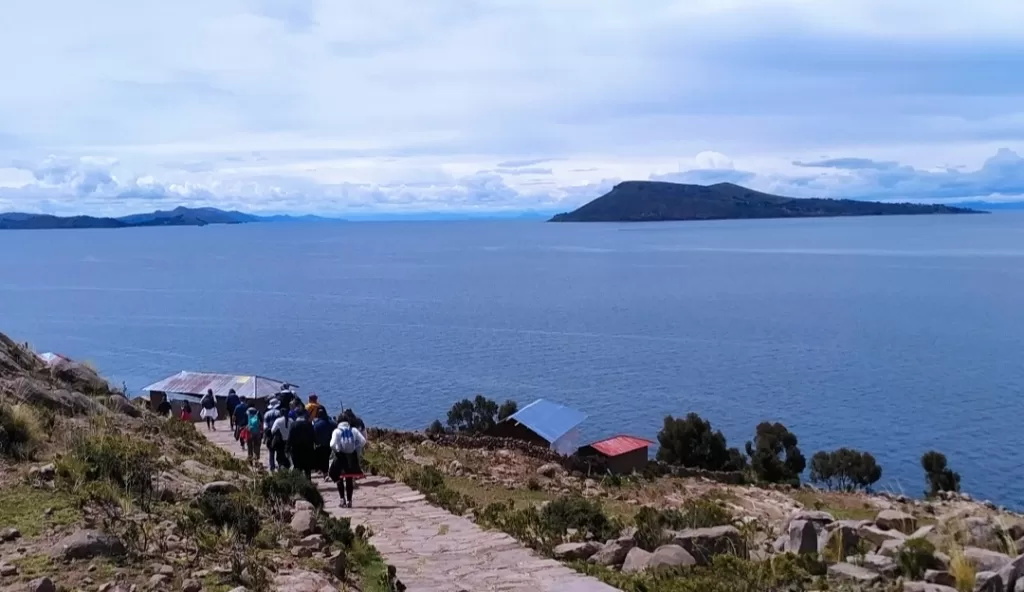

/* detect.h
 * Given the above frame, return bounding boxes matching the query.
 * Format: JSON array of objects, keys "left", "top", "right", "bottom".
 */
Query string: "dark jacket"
[
  {"left": 312, "top": 417, "right": 336, "bottom": 448},
  {"left": 225, "top": 393, "right": 241, "bottom": 413},
  {"left": 233, "top": 403, "right": 249, "bottom": 427},
  {"left": 288, "top": 417, "right": 316, "bottom": 453}
]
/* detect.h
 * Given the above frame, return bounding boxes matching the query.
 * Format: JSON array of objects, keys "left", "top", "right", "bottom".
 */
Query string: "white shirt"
[
  {"left": 329, "top": 423, "right": 367, "bottom": 453},
  {"left": 271, "top": 416, "right": 293, "bottom": 440}
]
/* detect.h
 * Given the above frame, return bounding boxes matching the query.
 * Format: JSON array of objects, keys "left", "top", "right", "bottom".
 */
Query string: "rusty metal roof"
[
  {"left": 587, "top": 435, "right": 654, "bottom": 457},
  {"left": 141, "top": 371, "right": 293, "bottom": 399}
]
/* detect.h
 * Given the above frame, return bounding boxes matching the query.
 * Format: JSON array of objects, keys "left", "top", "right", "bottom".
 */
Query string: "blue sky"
[{"left": 2, "top": 0, "right": 1024, "bottom": 216}]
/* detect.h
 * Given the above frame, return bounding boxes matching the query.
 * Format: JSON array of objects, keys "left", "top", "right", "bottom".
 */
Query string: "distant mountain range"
[
  {"left": 0, "top": 207, "right": 334, "bottom": 230},
  {"left": 550, "top": 181, "right": 984, "bottom": 222}
]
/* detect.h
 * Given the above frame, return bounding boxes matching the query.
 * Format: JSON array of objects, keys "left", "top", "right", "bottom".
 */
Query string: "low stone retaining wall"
[{"left": 367, "top": 428, "right": 747, "bottom": 485}]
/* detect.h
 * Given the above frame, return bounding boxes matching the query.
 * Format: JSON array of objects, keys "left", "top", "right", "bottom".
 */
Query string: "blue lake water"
[{"left": 2, "top": 215, "right": 1023, "bottom": 506}]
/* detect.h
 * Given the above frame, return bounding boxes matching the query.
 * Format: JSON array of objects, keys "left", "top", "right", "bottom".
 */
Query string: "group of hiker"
[{"left": 172, "top": 388, "right": 369, "bottom": 508}]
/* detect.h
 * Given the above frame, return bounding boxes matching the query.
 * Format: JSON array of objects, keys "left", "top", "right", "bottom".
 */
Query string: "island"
[
  {"left": 549, "top": 181, "right": 983, "bottom": 222},
  {"left": 0, "top": 206, "right": 333, "bottom": 230}
]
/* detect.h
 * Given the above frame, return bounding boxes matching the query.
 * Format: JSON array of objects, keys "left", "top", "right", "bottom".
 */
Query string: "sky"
[{"left": 2, "top": 0, "right": 1024, "bottom": 216}]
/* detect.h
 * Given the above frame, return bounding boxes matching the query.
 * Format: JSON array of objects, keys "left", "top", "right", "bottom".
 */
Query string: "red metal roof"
[{"left": 587, "top": 435, "right": 654, "bottom": 457}]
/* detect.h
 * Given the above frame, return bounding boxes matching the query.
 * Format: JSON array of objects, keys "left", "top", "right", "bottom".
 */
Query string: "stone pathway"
[{"left": 201, "top": 426, "right": 621, "bottom": 592}]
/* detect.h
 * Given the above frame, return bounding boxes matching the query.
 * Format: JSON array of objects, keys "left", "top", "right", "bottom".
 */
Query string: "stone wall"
[{"left": 367, "top": 428, "right": 747, "bottom": 485}]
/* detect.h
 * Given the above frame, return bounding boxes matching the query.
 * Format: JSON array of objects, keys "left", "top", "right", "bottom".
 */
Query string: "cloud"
[{"left": 1, "top": 1, "right": 1024, "bottom": 214}]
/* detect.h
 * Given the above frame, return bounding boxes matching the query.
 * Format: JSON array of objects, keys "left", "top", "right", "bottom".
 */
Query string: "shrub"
[
  {"left": 526, "top": 477, "right": 542, "bottom": 491},
  {"left": 257, "top": 469, "right": 324, "bottom": 509},
  {"left": 197, "top": 491, "right": 261, "bottom": 541},
  {"left": 633, "top": 499, "right": 734, "bottom": 551},
  {"left": 404, "top": 466, "right": 475, "bottom": 516},
  {"left": 655, "top": 413, "right": 746, "bottom": 471},
  {"left": 808, "top": 448, "right": 883, "bottom": 491},
  {"left": 425, "top": 419, "right": 446, "bottom": 436},
  {"left": 541, "top": 495, "right": 620, "bottom": 542},
  {"left": 444, "top": 395, "right": 517, "bottom": 434},
  {"left": 745, "top": 422, "right": 805, "bottom": 484},
  {"left": 921, "top": 450, "right": 961, "bottom": 497},
  {"left": 56, "top": 431, "right": 159, "bottom": 500},
  {"left": 318, "top": 512, "right": 355, "bottom": 548},
  {"left": 0, "top": 402, "right": 44, "bottom": 461},
  {"left": 897, "top": 537, "right": 937, "bottom": 580},
  {"left": 576, "top": 553, "right": 813, "bottom": 592}
]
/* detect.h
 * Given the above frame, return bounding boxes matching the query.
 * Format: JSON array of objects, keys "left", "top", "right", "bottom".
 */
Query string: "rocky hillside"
[
  {"left": 366, "top": 431, "right": 1024, "bottom": 592},
  {"left": 0, "top": 331, "right": 400, "bottom": 592}
]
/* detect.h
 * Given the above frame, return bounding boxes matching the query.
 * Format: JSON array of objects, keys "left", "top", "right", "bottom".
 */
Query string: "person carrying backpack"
[
  {"left": 288, "top": 409, "right": 316, "bottom": 481},
  {"left": 233, "top": 395, "right": 249, "bottom": 450},
  {"left": 329, "top": 420, "right": 367, "bottom": 508},
  {"left": 312, "top": 407, "right": 336, "bottom": 479},
  {"left": 225, "top": 389, "right": 241, "bottom": 430},
  {"left": 245, "top": 405, "right": 262, "bottom": 463},
  {"left": 263, "top": 399, "right": 283, "bottom": 471},
  {"left": 199, "top": 389, "right": 218, "bottom": 431}
]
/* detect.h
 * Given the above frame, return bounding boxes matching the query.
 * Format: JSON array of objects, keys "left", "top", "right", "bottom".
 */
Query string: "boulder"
[
  {"left": 297, "top": 535, "right": 325, "bottom": 550},
  {"left": 978, "top": 553, "right": 1024, "bottom": 592},
  {"left": 0, "top": 527, "right": 20, "bottom": 542},
  {"left": 1008, "top": 522, "right": 1024, "bottom": 542},
  {"left": 783, "top": 509, "right": 834, "bottom": 532},
  {"left": 924, "top": 570, "right": 956, "bottom": 587},
  {"left": 0, "top": 563, "right": 17, "bottom": 576},
  {"left": 875, "top": 509, "right": 918, "bottom": 534},
  {"left": 181, "top": 580, "right": 202, "bottom": 592},
  {"left": 588, "top": 537, "right": 636, "bottom": 567},
  {"left": 26, "top": 578, "right": 57, "bottom": 592},
  {"left": 827, "top": 562, "right": 881, "bottom": 585},
  {"left": 273, "top": 570, "right": 339, "bottom": 592},
  {"left": 859, "top": 524, "right": 906, "bottom": 548},
  {"left": 910, "top": 525, "right": 936, "bottom": 540},
  {"left": 553, "top": 542, "right": 602, "bottom": 561},
  {"left": 822, "top": 523, "right": 862, "bottom": 561},
  {"left": 902, "top": 583, "right": 958, "bottom": 592},
  {"left": 201, "top": 481, "right": 240, "bottom": 496},
  {"left": 976, "top": 571, "right": 999, "bottom": 592},
  {"left": 857, "top": 553, "right": 898, "bottom": 577},
  {"left": 536, "top": 463, "right": 564, "bottom": 478},
  {"left": 326, "top": 550, "right": 347, "bottom": 578},
  {"left": 964, "top": 547, "right": 1013, "bottom": 573},
  {"left": 621, "top": 547, "right": 652, "bottom": 574},
  {"left": 961, "top": 517, "right": 1004, "bottom": 550},
  {"left": 49, "top": 530, "right": 126, "bottom": 560},
  {"left": 104, "top": 394, "right": 141, "bottom": 417},
  {"left": 290, "top": 510, "right": 316, "bottom": 536},
  {"left": 671, "top": 525, "right": 746, "bottom": 565},
  {"left": 647, "top": 545, "right": 697, "bottom": 571},
  {"left": 788, "top": 520, "right": 818, "bottom": 555},
  {"left": 878, "top": 538, "right": 906, "bottom": 558},
  {"left": 147, "top": 573, "right": 171, "bottom": 588}
]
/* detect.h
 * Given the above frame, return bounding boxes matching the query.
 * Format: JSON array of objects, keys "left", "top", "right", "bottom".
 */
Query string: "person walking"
[
  {"left": 225, "top": 389, "right": 241, "bottom": 430},
  {"left": 179, "top": 400, "right": 193, "bottom": 421},
  {"left": 199, "top": 389, "right": 218, "bottom": 431},
  {"left": 312, "top": 407, "right": 336, "bottom": 479},
  {"left": 263, "top": 399, "right": 283, "bottom": 471},
  {"left": 340, "top": 408, "right": 365, "bottom": 432},
  {"left": 269, "top": 407, "right": 294, "bottom": 470},
  {"left": 288, "top": 409, "right": 316, "bottom": 481},
  {"left": 245, "top": 405, "right": 263, "bottom": 464},
  {"left": 329, "top": 420, "right": 367, "bottom": 508},
  {"left": 305, "top": 393, "right": 323, "bottom": 418},
  {"left": 233, "top": 395, "right": 250, "bottom": 450}
]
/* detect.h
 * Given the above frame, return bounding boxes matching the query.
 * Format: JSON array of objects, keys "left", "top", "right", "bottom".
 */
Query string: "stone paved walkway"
[{"left": 202, "top": 426, "right": 620, "bottom": 592}]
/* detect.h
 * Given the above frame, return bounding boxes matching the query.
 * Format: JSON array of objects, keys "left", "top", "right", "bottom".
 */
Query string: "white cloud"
[{"left": 1, "top": 0, "right": 1023, "bottom": 214}]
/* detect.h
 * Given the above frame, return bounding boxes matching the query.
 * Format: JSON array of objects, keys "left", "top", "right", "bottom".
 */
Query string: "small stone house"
[
  {"left": 485, "top": 398, "right": 587, "bottom": 454},
  {"left": 577, "top": 435, "right": 654, "bottom": 475}
]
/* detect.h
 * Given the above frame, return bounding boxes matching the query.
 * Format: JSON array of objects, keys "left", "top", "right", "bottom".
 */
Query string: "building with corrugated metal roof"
[
  {"left": 577, "top": 434, "right": 654, "bottom": 475},
  {"left": 141, "top": 371, "right": 295, "bottom": 419},
  {"left": 486, "top": 398, "right": 586, "bottom": 455}
]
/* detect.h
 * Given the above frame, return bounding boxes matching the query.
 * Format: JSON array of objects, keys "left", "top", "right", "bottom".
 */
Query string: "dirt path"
[{"left": 201, "top": 426, "right": 621, "bottom": 592}]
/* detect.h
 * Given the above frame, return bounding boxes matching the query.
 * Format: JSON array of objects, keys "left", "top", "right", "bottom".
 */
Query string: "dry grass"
[
  {"left": 947, "top": 543, "right": 977, "bottom": 592},
  {"left": 789, "top": 490, "right": 880, "bottom": 521},
  {"left": 0, "top": 401, "right": 47, "bottom": 460},
  {"left": 0, "top": 484, "right": 81, "bottom": 537}
]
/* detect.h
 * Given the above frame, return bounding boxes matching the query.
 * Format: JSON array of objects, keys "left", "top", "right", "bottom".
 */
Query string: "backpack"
[
  {"left": 201, "top": 395, "right": 215, "bottom": 410},
  {"left": 247, "top": 413, "right": 260, "bottom": 432},
  {"left": 335, "top": 426, "right": 358, "bottom": 454}
]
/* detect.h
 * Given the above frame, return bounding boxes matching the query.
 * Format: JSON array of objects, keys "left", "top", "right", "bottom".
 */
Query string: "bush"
[
  {"left": 541, "top": 495, "right": 620, "bottom": 543},
  {"left": 443, "top": 395, "right": 517, "bottom": 434},
  {"left": 655, "top": 413, "right": 746, "bottom": 471},
  {"left": 0, "top": 402, "right": 44, "bottom": 461},
  {"left": 257, "top": 469, "right": 324, "bottom": 509},
  {"left": 56, "top": 431, "right": 159, "bottom": 500},
  {"left": 404, "top": 466, "right": 475, "bottom": 516},
  {"left": 745, "top": 422, "right": 805, "bottom": 484},
  {"left": 808, "top": 448, "right": 883, "bottom": 492},
  {"left": 897, "top": 537, "right": 937, "bottom": 580},
  {"left": 197, "top": 491, "right": 261, "bottom": 541},
  {"left": 318, "top": 512, "right": 355, "bottom": 548},
  {"left": 633, "top": 499, "right": 734, "bottom": 551},
  {"left": 425, "top": 419, "right": 445, "bottom": 436},
  {"left": 576, "top": 553, "right": 813, "bottom": 592},
  {"left": 921, "top": 450, "right": 961, "bottom": 497}
]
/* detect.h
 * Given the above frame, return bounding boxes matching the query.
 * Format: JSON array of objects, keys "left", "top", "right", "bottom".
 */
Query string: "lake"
[{"left": 2, "top": 214, "right": 1023, "bottom": 507}]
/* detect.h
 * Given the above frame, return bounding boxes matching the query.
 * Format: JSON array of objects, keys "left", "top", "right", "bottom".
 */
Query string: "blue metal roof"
[{"left": 506, "top": 398, "right": 587, "bottom": 443}]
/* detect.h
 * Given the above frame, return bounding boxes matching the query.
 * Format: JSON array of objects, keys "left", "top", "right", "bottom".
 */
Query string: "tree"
[
  {"left": 921, "top": 450, "right": 960, "bottom": 497},
  {"left": 444, "top": 395, "right": 515, "bottom": 434},
  {"left": 808, "top": 448, "right": 882, "bottom": 491},
  {"left": 425, "top": 419, "right": 446, "bottom": 436},
  {"left": 745, "top": 422, "right": 805, "bottom": 484},
  {"left": 497, "top": 399, "right": 519, "bottom": 422},
  {"left": 656, "top": 413, "right": 747, "bottom": 471}
]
